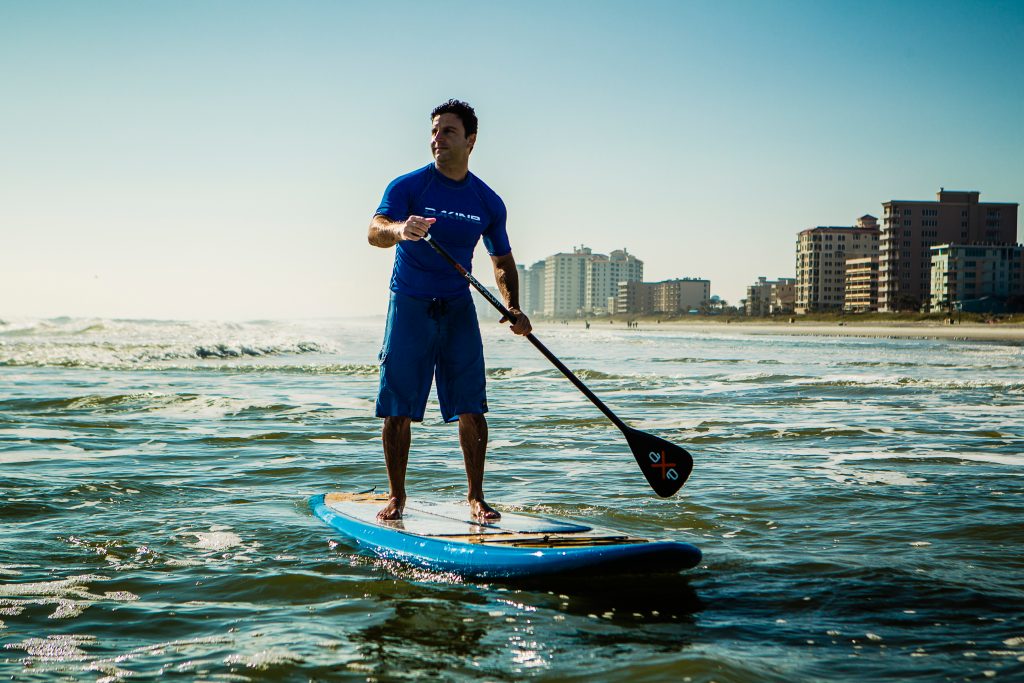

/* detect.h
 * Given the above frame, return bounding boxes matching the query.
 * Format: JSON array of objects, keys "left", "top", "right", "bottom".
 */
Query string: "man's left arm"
[{"left": 491, "top": 253, "right": 532, "bottom": 336}]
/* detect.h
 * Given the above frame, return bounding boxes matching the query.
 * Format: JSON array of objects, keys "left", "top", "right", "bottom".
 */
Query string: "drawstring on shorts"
[{"left": 427, "top": 298, "right": 449, "bottom": 320}]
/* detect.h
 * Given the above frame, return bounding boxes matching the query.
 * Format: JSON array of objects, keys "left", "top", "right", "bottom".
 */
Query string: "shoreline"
[{"left": 536, "top": 318, "right": 1024, "bottom": 342}]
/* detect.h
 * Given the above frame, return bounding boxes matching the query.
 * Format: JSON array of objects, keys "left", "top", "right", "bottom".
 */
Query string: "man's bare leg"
[
  {"left": 459, "top": 413, "right": 500, "bottom": 520},
  {"left": 378, "top": 416, "right": 411, "bottom": 520}
]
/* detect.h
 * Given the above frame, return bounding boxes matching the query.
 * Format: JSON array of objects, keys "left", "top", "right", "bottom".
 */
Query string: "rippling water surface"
[{"left": 2, "top": 316, "right": 1022, "bottom": 681}]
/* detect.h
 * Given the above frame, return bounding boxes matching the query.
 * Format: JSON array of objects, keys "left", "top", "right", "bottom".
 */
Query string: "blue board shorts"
[{"left": 376, "top": 291, "right": 488, "bottom": 423}]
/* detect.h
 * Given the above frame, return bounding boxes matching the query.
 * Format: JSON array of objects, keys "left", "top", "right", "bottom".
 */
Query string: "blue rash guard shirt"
[{"left": 375, "top": 163, "right": 511, "bottom": 300}]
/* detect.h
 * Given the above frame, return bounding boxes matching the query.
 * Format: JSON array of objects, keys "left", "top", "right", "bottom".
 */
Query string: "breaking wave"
[{"left": 0, "top": 317, "right": 340, "bottom": 369}]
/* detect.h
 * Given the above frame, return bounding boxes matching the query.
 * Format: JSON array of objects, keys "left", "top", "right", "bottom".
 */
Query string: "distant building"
[
  {"left": 516, "top": 264, "right": 528, "bottom": 310},
  {"left": 880, "top": 190, "right": 1019, "bottom": 312},
  {"left": 471, "top": 285, "right": 504, "bottom": 321},
  {"left": 541, "top": 246, "right": 642, "bottom": 317},
  {"left": 746, "top": 277, "right": 770, "bottom": 316},
  {"left": 774, "top": 279, "right": 796, "bottom": 314},
  {"left": 584, "top": 249, "right": 643, "bottom": 314},
  {"left": 795, "top": 216, "right": 880, "bottom": 313},
  {"left": 844, "top": 256, "right": 880, "bottom": 312},
  {"left": 543, "top": 249, "right": 586, "bottom": 318},
  {"left": 652, "top": 278, "right": 711, "bottom": 314},
  {"left": 616, "top": 281, "right": 651, "bottom": 315},
  {"left": 616, "top": 278, "right": 710, "bottom": 316},
  {"left": 521, "top": 260, "right": 546, "bottom": 316},
  {"left": 929, "top": 243, "right": 1024, "bottom": 313},
  {"left": 746, "top": 276, "right": 796, "bottom": 316}
]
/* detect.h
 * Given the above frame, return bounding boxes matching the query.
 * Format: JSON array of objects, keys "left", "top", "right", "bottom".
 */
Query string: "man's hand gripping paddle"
[{"left": 423, "top": 233, "right": 693, "bottom": 497}]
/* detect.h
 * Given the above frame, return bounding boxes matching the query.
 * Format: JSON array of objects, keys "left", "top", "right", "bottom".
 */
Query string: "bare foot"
[
  {"left": 469, "top": 498, "right": 501, "bottom": 521},
  {"left": 376, "top": 497, "right": 404, "bottom": 521}
]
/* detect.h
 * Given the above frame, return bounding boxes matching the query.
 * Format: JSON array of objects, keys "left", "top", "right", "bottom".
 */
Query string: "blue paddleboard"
[{"left": 309, "top": 492, "right": 701, "bottom": 579}]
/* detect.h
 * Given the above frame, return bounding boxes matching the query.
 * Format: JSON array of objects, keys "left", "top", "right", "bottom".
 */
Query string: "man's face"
[{"left": 431, "top": 113, "right": 475, "bottom": 166}]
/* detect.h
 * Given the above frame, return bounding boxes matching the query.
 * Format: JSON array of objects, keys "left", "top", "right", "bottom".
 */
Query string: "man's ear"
[{"left": 467, "top": 132, "right": 477, "bottom": 153}]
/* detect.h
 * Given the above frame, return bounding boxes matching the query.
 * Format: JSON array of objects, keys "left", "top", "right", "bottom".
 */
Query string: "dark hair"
[{"left": 430, "top": 99, "right": 478, "bottom": 137}]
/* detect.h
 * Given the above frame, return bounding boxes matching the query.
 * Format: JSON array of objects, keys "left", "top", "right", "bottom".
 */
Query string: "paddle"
[{"left": 423, "top": 233, "right": 693, "bottom": 497}]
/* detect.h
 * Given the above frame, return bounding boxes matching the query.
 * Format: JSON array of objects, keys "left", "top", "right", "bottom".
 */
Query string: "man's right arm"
[{"left": 368, "top": 214, "right": 435, "bottom": 248}]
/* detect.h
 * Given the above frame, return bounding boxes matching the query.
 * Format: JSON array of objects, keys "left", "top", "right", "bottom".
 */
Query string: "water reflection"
[
  {"left": 349, "top": 599, "right": 494, "bottom": 679},
  {"left": 501, "top": 572, "right": 703, "bottom": 625}
]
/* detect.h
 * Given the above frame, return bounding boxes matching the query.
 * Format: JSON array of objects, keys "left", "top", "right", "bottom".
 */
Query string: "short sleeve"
[
  {"left": 375, "top": 176, "right": 411, "bottom": 221},
  {"left": 481, "top": 195, "right": 511, "bottom": 257}
]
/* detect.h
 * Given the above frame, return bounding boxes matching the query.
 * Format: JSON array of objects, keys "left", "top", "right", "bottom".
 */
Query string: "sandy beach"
[
  {"left": 546, "top": 319, "right": 1024, "bottom": 342},
  {"left": 711, "top": 321, "right": 1024, "bottom": 342}
]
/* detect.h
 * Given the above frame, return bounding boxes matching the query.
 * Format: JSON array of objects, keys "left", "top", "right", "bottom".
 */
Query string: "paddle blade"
[{"left": 623, "top": 427, "right": 693, "bottom": 497}]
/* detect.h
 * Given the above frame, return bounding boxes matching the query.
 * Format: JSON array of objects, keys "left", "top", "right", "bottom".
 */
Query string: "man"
[{"left": 367, "top": 99, "right": 532, "bottom": 522}]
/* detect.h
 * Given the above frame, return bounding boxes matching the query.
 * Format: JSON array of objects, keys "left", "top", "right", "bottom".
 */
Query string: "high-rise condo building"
[
  {"left": 929, "top": 243, "right": 1024, "bottom": 313},
  {"left": 879, "top": 190, "right": 1019, "bottom": 312},
  {"left": 585, "top": 249, "right": 644, "bottom": 314},
  {"left": 542, "top": 246, "right": 642, "bottom": 317},
  {"left": 795, "top": 216, "right": 880, "bottom": 313},
  {"left": 844, "top": 257, "right": 880, "bottom": 312},
  {"left": 543, "top": 248, "right": 588, "bottom": 318},
  {"left": 520, "top": 260, "right": 546, "bottom": 316}
]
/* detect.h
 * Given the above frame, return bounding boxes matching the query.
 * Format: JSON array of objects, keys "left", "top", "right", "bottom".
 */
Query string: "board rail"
[{"left": 310, "top": 493, "right": 703, "bottom": 578}]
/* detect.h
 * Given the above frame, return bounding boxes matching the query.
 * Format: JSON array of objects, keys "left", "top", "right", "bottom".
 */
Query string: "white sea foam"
[
  {"left": 0, "top": 565, "right": 32, "bottom": 577},
  {"left": 0, "top": 427, "right": 77, "bottom": 440},
  {"left": 0, "top": 575, "right": 139, "bottom": 622},
  {"left": 4, "top": 634, "right": 94, "bottom": 662},
  {"left": 164, "top": 558, "right": 204, "bottom": 567},
  {"left": 0, "top": 575, "right": 107, "bottom": 598},
  {"left": 487, "top": 439, "right": 524, "bottom": 450},
  {"left": 224, "top": 648, "right": 303, "bottom": 669},
  {"left": 827, "top": 451, "right": 1024, "bottom": 468},
  {"left": 0, "top": 317, "right": 339, "bottom": 369},
  {"left": 634, "top": 417, "right": 706, "bottom": 430},
  {"left": 145, "top": 395, "right": 263, "bottom": 420},
  {"left": 721, "top": 371, "right": 780, "bottom": 383},
  {"left": 0, "top": 446, "right": 100, "bottom": 465},
  {"left": 814, "top": 466, "right": 929, "bottom": 487},
  {"left": 189, "top": 531, "right": 244, "bottom": 551},
  {"left": 60, "top": 391, "right": 267, "bottom": 420}
]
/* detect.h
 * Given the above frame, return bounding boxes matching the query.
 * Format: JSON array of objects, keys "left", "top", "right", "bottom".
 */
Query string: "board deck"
[
  {"left": 310, "top": 492, "right": 701, "bottom": 578},
  {"left": 323, "top": 492, "right": 592, "bottom": 537}
]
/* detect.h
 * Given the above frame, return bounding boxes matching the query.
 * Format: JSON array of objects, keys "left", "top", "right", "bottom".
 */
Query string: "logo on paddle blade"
[{"left": 648, "top": 450, "right": 678, "bottom": 481}]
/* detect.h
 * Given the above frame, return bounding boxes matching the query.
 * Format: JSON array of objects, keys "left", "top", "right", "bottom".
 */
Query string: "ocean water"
[{"left": 1, "top": 315, "right": 1022, "bottom": 682}]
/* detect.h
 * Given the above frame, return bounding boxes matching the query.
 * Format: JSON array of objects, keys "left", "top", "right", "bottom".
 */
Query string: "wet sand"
[
  {"left": 667, "top": 320, "right": 1024, "bottom": 342},
  {"left": 557, "top": 319, "right": 1024, "bottom": 342}
]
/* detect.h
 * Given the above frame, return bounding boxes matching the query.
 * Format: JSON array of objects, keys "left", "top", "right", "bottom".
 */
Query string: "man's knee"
[
  {"left": 383, "top": 415, "right": 411, "bottom": 432},
  {"left": 458, "top": 413, "right": 487, "bottom": 435}
]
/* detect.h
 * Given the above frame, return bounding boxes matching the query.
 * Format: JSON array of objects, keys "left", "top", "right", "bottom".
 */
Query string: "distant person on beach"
[{"left": 367, "top": 99, "right": 532, "bottom": 521}]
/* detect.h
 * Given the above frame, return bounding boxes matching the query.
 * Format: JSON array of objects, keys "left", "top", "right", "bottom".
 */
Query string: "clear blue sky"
[{"left": 2, "top": 0, "right": 1022, "bottom": 319}]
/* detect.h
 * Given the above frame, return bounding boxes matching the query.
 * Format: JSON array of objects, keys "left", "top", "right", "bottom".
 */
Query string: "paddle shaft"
[{"left": 423, "top": 234, "right": 629, "bottom": 434}]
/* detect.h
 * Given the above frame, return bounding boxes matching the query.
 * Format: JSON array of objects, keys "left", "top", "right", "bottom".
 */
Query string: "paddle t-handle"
[{"left": 423, "top": 233, "right": 693, "bottom": 497}]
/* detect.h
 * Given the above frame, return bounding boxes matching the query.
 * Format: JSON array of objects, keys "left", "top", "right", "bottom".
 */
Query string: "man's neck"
[{"left": 434, "top": 161, "right": 469, "bottom": 182}]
